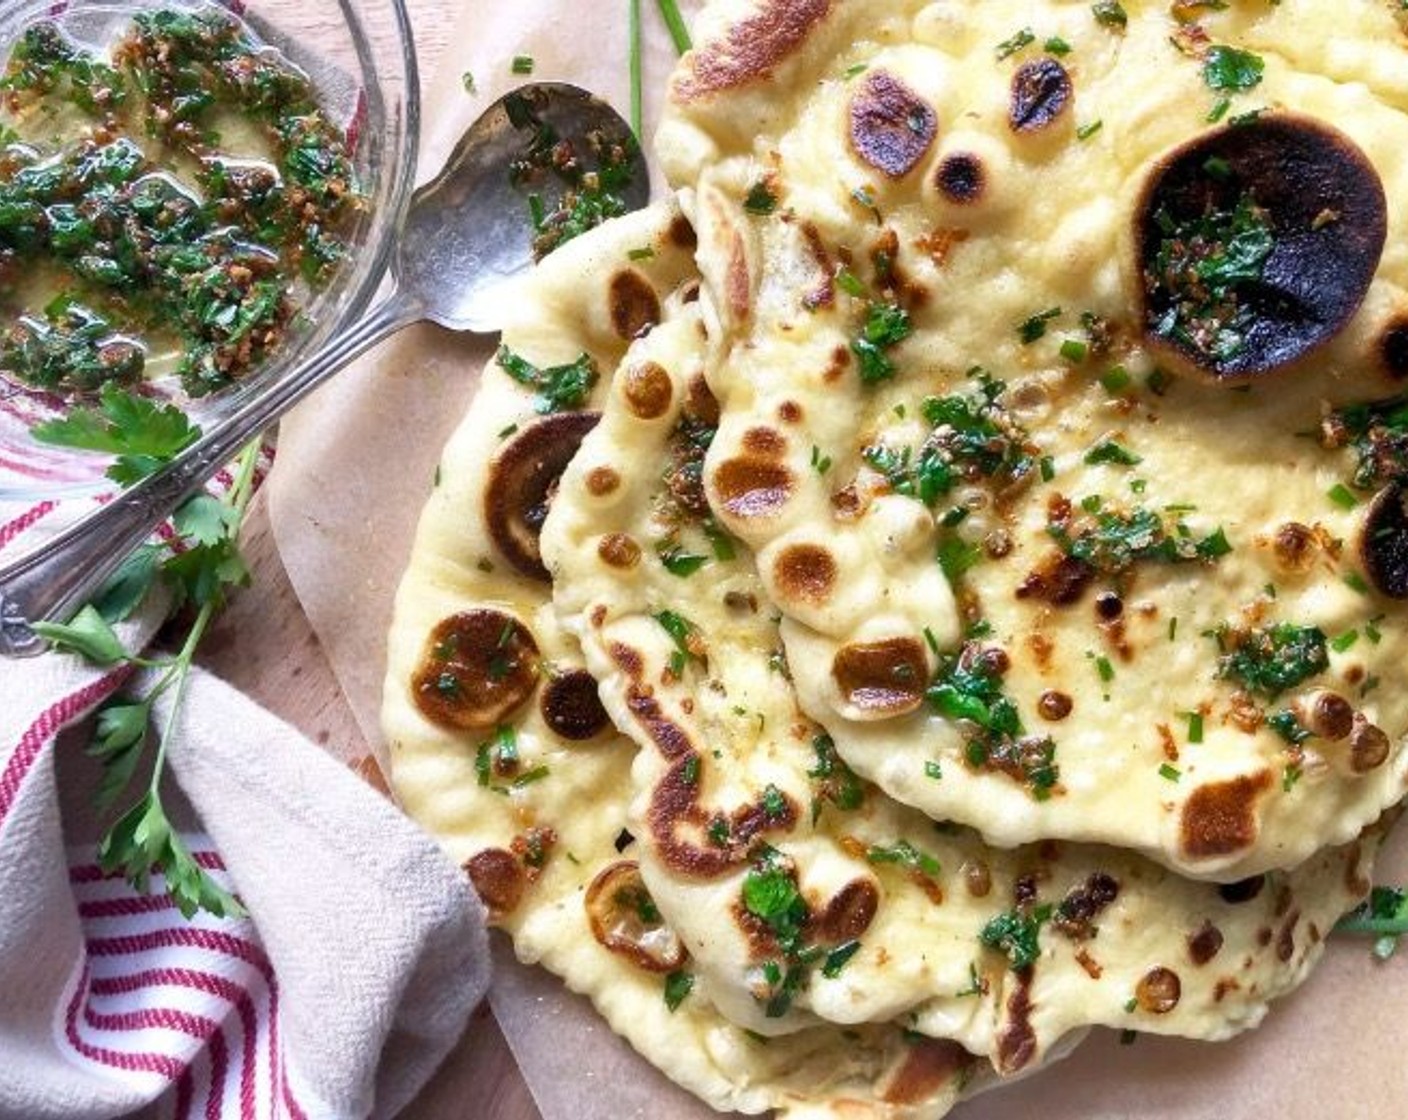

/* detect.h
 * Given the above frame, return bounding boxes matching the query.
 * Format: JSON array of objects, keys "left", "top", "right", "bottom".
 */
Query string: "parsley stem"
[
  {"left": 655, "top": 0, "right": 692, "bottom": 54},
  {"left": 629, "top": 0, "right": 644, "bottom": 140},
  {"left": 1337, "top": 915, "right": 1408, "bottom": 936},
  {"left": 144, "top": 436, "right": 261, "bottom": 797}
]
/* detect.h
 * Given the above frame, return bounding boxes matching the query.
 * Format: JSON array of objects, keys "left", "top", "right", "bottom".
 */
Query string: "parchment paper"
[{"left": 267, "top": 3, "right": 1408, "bottom": 1117}]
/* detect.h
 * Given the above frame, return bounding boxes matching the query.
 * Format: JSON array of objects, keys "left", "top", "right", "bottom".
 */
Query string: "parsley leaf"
[
  {"left": 1202, "top": 45, "right": 1265, "bottom": 93},
  {"left": 1214, "top": 621, "right": 1329, "bottom": 699},
  {"left": 32, "top": 382, "right": 200, "bottom": 483},
  {"left": 852, "top": 302, "right": 912, "bottom": 384}
]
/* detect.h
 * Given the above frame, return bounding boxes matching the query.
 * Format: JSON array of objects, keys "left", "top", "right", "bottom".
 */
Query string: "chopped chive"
[
  {"left": 1328, "top": 483, "right": 1359, "bottom": 510},
  {"left": 925, "top": 760, "right": 943, "bottom": 780},
  {"left": 1158, "top": 762, "right": 1181, "bottom": 782},
  {"left": 1185, "top": 711, "right": 1204, "bottom": 744},
  {"left": 1059, "top": 338, "right": 1088, "bottom": 363},
  {"left": 1039, "top": 455, "right": 1056, "bottom": 482},
  {"left": 1044, "top": 36, "right": 1072, "bottom": 56},
  {"left": 996, "top": 27, "right": 1036, "bottom": 60},
  {"left": 511, "top": 55, "right": 535, "bottom": 75},
  {"left": 656, "top": 0, "right": 693, "bottom": 54},
  {"left": 1076, "top": 120, "right": 1103, "bottom": 141},
  {"left": 1331, "top": 629, "right": 1360, "bottom": 654},
  {"left": 1095, "top": 655, "right": 1115, "bottom": 683},
  {"left": 1344, "top": 572, "right": 1371, "bottom": 595},
  {"left": 461, "top": 71, "right": 477, "bottom": 94},
  {"left": 1168, "top": 617, "right": 1178, "bottom": 642},
  {"left": 1206, "top": 97, "right": 1231, "bottom": 123},
  {"left": 1365, "top": 616, "right": 1384, "bottom": 644},
  {"left": 843, "top": 62, "right": 868, "bottom": 80},
  {"left": 628, "top": 246, "right": 656, "bottom": 261},
  {"left": 836, "top": 269, "right": 865, "bottom": 297},
  {"left": 629, "top": 0, "right": 643, "bottom": 139},
  {"left": 1100, "top": 365, "right": 1132, "bottom": 395}
]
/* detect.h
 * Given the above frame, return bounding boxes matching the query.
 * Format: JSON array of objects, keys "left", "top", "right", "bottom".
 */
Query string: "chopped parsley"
[
  {"left": 1320, "top": 395, "right": 1408, "bottom": 491},
  {"left": 862, "top": 371, "right": 1037, "bottom": 507},
  {"left": 655, "top": 610, "right": 705, "bottom": 676},
  {"left": 744, "top": 180, "right": 779, "bottom": 215},
  {"left": 928, "top": 645, "right": 1059, "bottom": 799},
  {"left": 1267, "top": 708, "right": 1313, "bottom": 745},
  {"left": 1336, "top": 886, "right": 1408, "bottom": 960},
  {"left": 740, "top": 847, "right": 811, "bottom": 1017},
  {"left": 865, "top": 839, "right": 941, "bottom": 878},
  {"left": 496, "top": 346, "right": 599, "bottom": 414},
  {"left": 807, "top": 734, "right": 864, "bottom": 822},
  {"left": 1092, "top": 1, "right": 1128, "bottom": 27},
  {"left": 1083, "top": 438, "right": 1142, "bottom": 467},
  {"left": 1018, "top": 306, "right": 1062, "bottom": 344},
  {"left": 852, "top": 302, "right": 913, "bottom": 383},
  {"left": 1050, "top": 503, "right": 1232, "bottom": 574},
  {"left": 1202, "top": 45, "right": 1265, "bottom": 93},
  {"left": 1147, "top": 191, "right": 1274, "bottom": 365},
  {"left": 1213, "top": 622, "right": 1329, "bottom": 699},
  {"left": 979, "top": 904, "right": 1052, "bottom": 970},
  {"left": 664, "top": 970, "right": 695, "bottom": 1011}
]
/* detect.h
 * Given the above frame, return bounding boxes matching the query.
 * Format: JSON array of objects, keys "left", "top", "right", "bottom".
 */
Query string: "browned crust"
[
  {"left": 673, "top": 0, "right": 834, "bottom": 101},
  {"left": 1179, "top": 771, "right": 1274, "bottom": 860}
]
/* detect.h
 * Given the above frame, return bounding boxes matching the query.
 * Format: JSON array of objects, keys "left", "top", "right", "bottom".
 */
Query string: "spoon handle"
[{"left": 0, "top": 289, "right": 420, "bottom": 657}]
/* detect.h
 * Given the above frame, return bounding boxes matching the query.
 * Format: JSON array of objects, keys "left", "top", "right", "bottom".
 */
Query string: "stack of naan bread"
[{"left": 383, "top": 2, "right": 1408, "bottom": 1115}]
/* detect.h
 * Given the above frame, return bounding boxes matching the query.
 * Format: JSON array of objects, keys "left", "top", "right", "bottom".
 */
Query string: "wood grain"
[{"left": 196, "top": 4, "right": 541, "bottom": 1117}]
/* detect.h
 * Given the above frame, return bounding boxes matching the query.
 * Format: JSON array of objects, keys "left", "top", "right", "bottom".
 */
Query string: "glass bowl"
[{"left": 0, "top": 0, "right": 419, "bottom": 500}]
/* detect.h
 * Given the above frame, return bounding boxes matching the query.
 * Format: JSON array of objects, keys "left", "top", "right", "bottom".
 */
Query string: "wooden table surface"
[{"left": 200, "top": 4, "right": 540, "bottom": 1118}]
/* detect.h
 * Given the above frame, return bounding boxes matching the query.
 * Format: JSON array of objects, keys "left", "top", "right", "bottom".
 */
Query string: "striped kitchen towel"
[{"left": 0, "top": 497, "right": 490, "bottom": 1120}]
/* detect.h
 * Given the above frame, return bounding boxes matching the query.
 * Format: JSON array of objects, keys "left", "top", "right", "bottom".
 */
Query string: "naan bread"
[
  {"left": 538, "top": 267, "right": 1388, "bottom": 1081},
  {"left": 382, "top": 205, "right": 994, "bottom": 1118},
  {"left": 656, "top": 0, "right": 1408, "bottom": 878}
]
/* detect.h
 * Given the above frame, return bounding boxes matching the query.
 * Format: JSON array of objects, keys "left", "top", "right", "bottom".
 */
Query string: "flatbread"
[
  {"left": 656, "top": 0, "right": 1408, "bottom": 878},
  {"left": 381, "top": 204, "right": 995, "bottom": 1118},
  {"left": 538, "top": 264, "right": 1389, "bottom": 1081}
]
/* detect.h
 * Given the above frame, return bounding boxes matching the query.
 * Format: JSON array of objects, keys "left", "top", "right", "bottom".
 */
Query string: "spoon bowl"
[
  {"left": 0, "top": 82, "right": 651, "bottom": 656},
  {"left": 403, "top": 83, "right": 649, "bottom": 332}
]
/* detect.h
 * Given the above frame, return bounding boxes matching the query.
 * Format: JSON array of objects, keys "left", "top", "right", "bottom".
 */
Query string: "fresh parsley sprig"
[{"left": 31, "top": 387, "right": 261, "bottom": 919}]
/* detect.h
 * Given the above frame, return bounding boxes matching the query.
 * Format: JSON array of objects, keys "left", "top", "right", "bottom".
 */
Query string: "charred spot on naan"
[
  {"left": 673, "top": 0, "right": 833, "bottom": 101},
  {"left": 621, "top": 359, "right": 675, "bottom": 419},
  {"left": 486, "top": 412, "right": 602, "bottom": 582},
  {"left": 848, "top": 70, "right": 937, "bottom": 179},
  {"left": 773, "top": 543, "right": 838, "bottom": 606},
  {"left": 411, "top": 610, "right": 540, "bottom": 730},
  {"left": 540, "top": 668, "right": 612, "bottom": 741},
  {"left": 464, "top": 847, "right": 526, "bottom": 918},
  {"left": 935, "top": 152, "right": 986, "bottom": 205},
  {"left": 585, "top": 861, "right": 689, "bottom": 972},
  {"left": 1361, "top": 480, "right": 1408, "bottom": 598},
  {"left": 1136, "top": 114, "right": 1387, "bottom": 383},
  {"left": 832, "top": 636, "right": 929, "bottom": 717},
  {"left": 609, "top": 269, "right": 663, "bottom": 340},
  {"left": 1008, "top": 58, "right": 1071, "bottom": 135},
  {"left": 1178, "top": 770, "right": 1275, "bottom": 862},
  {"left": 878, "top": 1038, "right": 978, "bottom": 1108}
]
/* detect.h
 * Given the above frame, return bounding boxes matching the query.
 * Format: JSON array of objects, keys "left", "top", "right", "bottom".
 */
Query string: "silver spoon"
[{"left": 0, "top": 82, "right": 650, "bottom": 656}]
